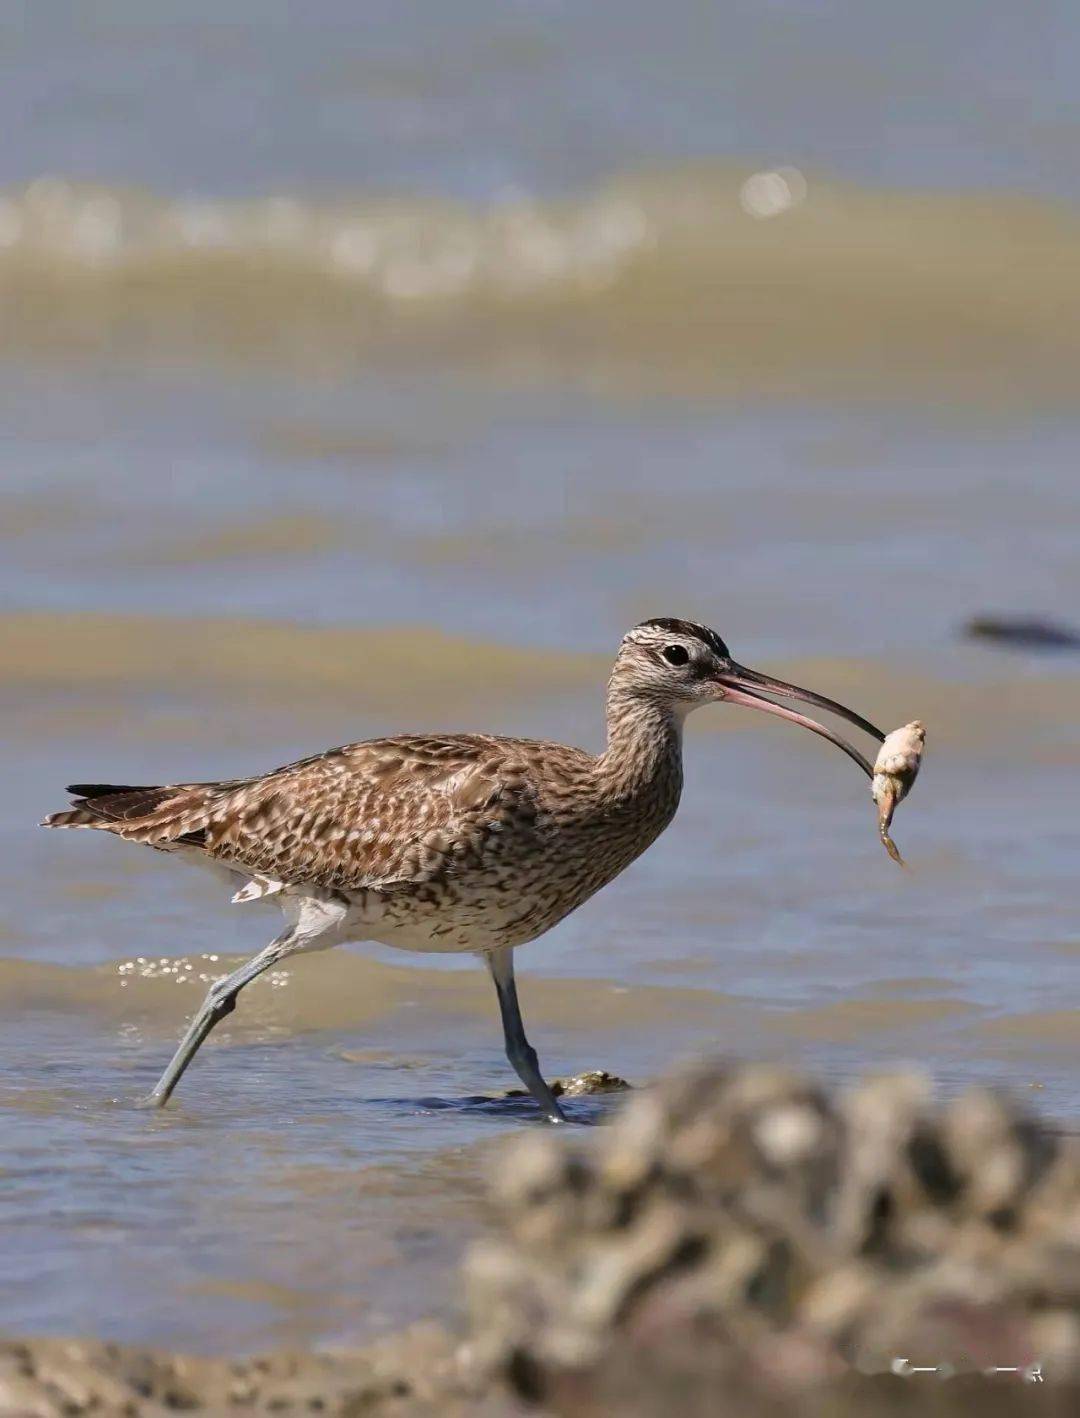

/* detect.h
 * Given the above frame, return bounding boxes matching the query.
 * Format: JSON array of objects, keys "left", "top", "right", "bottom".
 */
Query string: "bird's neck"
[{"left": 598, "top": 689, "right": 685, "bottom": 801}]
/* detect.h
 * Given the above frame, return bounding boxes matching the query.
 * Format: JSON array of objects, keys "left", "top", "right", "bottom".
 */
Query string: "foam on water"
[{"left": 2, "top": 170, "right": 1080, "bottom": 407}]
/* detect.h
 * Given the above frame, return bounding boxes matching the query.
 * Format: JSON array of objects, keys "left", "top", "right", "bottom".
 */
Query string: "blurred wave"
[{"left": 5, "top": 167, "right": 1080, "bottom": 404}]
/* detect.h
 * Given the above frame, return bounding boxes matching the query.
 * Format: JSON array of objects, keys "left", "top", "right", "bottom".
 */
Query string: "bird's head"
[{"left": 612, "top": 617, "right": 885, "bottom": 776}]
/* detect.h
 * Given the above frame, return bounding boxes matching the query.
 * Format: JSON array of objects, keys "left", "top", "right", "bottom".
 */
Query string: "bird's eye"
[{"left": 662, "top": 644, "right": 690, "bottom": 666}]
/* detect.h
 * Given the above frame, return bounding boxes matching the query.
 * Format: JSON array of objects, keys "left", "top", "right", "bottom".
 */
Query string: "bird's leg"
[
  {"left": 138, "top": 929, "right": 296, "bottom": 1109},
  {"left": 487, "top": 949, "right": 566, "bottom": 1124}
]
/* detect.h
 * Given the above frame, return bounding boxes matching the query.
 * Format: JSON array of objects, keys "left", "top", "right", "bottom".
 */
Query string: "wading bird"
[{"left": 42, "top": 618, "right": 885, "bottom": 1122}]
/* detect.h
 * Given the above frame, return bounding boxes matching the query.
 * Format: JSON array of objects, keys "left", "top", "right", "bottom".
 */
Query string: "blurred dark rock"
[
  {"left": 964, "top": 616, "right": 1080, "bottom": 650},
  {"left": 466, "top": 1060, "right": 1080, "bottom": 1415}
]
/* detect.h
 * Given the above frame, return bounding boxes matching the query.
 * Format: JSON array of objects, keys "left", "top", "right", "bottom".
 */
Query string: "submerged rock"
[
  {"left": 505, "top": 1069, "right": 632, "bottom": 1100},
  {"left": 467, "top": 1060, "right": 1080, "bottom": 1414},
  {"left": 552, "top": 1069, "right": 632, "bottom": 1097}
]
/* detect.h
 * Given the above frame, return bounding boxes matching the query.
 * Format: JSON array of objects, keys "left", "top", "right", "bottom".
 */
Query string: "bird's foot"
[{"left": 134, "top": 1090, "right": 169, "bottom": 1110}]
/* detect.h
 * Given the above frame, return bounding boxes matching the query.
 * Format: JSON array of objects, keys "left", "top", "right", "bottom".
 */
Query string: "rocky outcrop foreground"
[
  {"left": 467, "top": 1061, "right": 1080, "bottom": 1415},
  {"left": 4, "top": 1061, "right": 1079, "bottom": 1416}
]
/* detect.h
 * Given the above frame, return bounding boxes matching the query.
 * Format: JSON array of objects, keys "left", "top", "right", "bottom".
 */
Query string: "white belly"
[
  {"left": 338, "top": 889, "right": 535, "bottom": 955},
  {"left": 224, "top": 870, "right": 537, "bottom": 956}
]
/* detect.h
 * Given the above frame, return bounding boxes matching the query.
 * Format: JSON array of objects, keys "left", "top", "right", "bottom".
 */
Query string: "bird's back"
[{"left": 46, "top": 733, "right": 585, "bottom": 882}]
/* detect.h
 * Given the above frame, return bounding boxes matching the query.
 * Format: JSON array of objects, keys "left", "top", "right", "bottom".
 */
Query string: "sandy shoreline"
[{"left": 0, "top": 1324, "right": 506, "bottom": 1418}]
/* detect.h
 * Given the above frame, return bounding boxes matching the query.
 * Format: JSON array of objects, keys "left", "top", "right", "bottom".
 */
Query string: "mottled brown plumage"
[
  {"left": 49, "top": 726, "right": 681, "bottom": 947},
  {"left": 42, "top": 618, "right": 885, "bottom": 1121}
]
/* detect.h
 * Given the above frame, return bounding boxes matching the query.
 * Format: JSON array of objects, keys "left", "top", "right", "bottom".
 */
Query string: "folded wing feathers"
[{"left": 40, "top": 735, "right": 541, "bottom": 892}]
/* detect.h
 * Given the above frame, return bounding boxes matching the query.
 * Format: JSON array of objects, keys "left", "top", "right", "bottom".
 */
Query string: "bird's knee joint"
[
  {"left": 507, "top": 1039, "right": 538, "bottom": 1071},
  {"left": 207, "top": 987, "right": 237, "bottom": 1020}
]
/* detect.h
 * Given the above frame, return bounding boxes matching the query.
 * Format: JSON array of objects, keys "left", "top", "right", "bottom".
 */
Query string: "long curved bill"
[{"left": 714, "top": 661, "right": 885, "bottom": 780}]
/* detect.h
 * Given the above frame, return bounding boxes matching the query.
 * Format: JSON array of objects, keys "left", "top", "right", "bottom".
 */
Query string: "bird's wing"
[{"left": 75, "top": 735, "right": 548, "bottom": 893}]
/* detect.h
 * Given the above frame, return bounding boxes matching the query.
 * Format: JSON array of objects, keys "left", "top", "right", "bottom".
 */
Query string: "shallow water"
[{"left": 2, "top": 0, "right": 1079, "bottom": 1361}]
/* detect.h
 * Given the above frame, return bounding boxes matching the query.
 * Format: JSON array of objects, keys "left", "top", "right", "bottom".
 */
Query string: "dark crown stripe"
[{"left": 637, "top": 617, "right": 730, "bottom": 658}]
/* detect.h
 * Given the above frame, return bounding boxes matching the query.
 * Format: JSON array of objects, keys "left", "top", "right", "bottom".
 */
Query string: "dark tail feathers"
[
  {"left": 42, "top": 783, "right": 208, "bottom": 839},
  {"left": 64, "top": 784, "right": 176, "bottom": 821},
  {"left": 66, "top": 782, "right": 154, "bottom": 800}
]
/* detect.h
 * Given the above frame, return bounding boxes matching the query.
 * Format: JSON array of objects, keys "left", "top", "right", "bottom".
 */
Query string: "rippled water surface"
[{"left": 1, "top": 0, "right": 1078, "bottom": 1359}]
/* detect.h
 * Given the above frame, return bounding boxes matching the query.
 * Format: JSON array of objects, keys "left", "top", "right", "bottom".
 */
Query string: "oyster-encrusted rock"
[{"left": 466, "top": 1059, "right": 1080, "bottom": 1414}]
